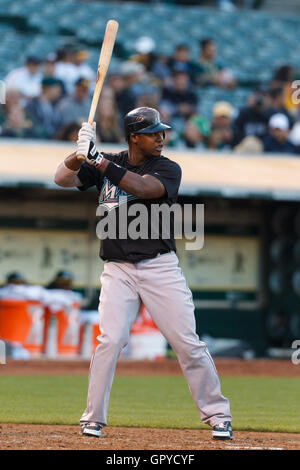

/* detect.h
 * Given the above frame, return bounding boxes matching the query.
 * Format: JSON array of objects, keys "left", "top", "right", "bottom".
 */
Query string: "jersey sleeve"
[{"left": 147, "top": 159, "right": 182, "bottom": 200}]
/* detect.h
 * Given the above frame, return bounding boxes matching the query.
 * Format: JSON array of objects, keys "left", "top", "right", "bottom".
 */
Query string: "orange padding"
[
  {"left": 43, "top": 302, "right": 81, "bottom": 355},
  {"left": 0, "top": 299, "right": 44, "bottom": 353}
]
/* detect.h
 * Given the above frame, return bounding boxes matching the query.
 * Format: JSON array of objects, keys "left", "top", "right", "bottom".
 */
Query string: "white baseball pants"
[{"left": 80, "top": 251, "right": 232, "bottom": 427}]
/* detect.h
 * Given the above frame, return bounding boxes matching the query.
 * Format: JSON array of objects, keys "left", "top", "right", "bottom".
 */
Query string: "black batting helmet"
[{"left": 124, "top": 107, "right": 171, "bottom": 141}]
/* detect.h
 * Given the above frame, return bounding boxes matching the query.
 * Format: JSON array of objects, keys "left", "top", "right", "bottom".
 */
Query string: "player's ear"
[{"left": 130, "top": 134, "right": 138, "bottom": 143}]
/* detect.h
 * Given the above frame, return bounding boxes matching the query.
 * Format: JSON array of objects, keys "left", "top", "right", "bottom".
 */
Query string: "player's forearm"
[
  {"left": 115, "top": 171, "right": 158, "bottom": 199},
  {"left": 54, "top": 153, "right": 82, "bottom": 187},
  {"left": 96, "top": 159, "right": 164, "bottom": 199}
]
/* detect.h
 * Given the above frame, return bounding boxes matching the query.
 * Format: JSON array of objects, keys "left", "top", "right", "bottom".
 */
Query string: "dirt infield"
[
  {"left": 0, "top": 424, "right": 299, "bottom": 450},
  {"left": 1, "top": 357, "right": 299, "bottom": 377},
  {"left": 1, "top": 358, "right": 300, "bottom": 450}
]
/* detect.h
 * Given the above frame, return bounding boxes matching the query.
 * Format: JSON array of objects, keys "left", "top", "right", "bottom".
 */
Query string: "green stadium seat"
[
  {"left": 27, "top": 14, "right": 59, "bottom": 34},
  {"left": 0, "top": 0, "right": 300, "bottom": 93},
  {"left": 0, "top": 0, "right": 13, "bottom": 14}
]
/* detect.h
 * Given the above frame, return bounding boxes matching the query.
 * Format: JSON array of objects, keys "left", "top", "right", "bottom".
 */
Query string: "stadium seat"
[
  {"left": 27, "top": 14, "right": 59, "bottom": 34},
  {"left": 1, "top": 0, "right": 300, "bottom": 90}
]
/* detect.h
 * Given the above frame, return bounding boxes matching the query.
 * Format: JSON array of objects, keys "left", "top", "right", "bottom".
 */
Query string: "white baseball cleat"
[{"left": 81, "top": 422, "right": 102, "bottom": 438}]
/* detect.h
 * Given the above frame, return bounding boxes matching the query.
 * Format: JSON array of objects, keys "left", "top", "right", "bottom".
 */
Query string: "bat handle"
[{"left": 76, "top": 120, "right": 95, "bottom": 162}]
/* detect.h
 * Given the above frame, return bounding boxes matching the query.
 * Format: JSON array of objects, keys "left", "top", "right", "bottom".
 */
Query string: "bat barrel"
[{"left": 76, "top": 19, "right": 119, "bottom": 162}]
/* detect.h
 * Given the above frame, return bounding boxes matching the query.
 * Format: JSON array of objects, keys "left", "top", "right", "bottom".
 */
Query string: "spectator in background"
[
  {"left": 72, "top": 47, "right": 96, "bottom": 85},
  {"left": 0, "top": 89, "right": 22, "bottom": 128},
  {"left": 58, "top": 77, "right": 91, "bottom": 127},
  {"left": 42, "top": 52, "right": 66, "bottom": 99},
  {"left": 96, "top": 95, "right": 123, "bottom": 143},
  {"left": 208, "top": 101, "right": 234, "bottom": 150},
  {"left": 136, "top": 90, "right": 161, "bottom": 110},
  {"left": 263, "top": 113, "right": 298, "bottom": 154},
  {"left": 183, "top": 112, "right": 211, "bottom": 148},
  {"left": 25, "top": 77, "right": 62, "bottom": 139},
  {"left": 120, "top": 60, "right": 159, "bottom": 104},
  {"left": 54, "top": 46, "right": 78, "bottom": 94},
  {"left": 58, "top": 121, "right": 81, "bottom": 142},
  {"left": 130, "top": 36, "right": 157, "bottom": 74},
  {"left": 107, "top": 70, "right": 136, "bottom": 119},
  {"left": 118, "top": 60, "right": 157, "bottom": 107},
  {"left": 151, "top": 54, "right": 172, "bottom": 87},
  {"left": 160, "top": 71, "right": 198, "bottom": 120},
  {"left": 5, "top": 272, "right": 27, "bottom": 285},
  {"left": 167, "top": 44, "right": 197, "bottom": 84},
  {"left": 100, "top": 86, "right": 116, "bottom": 102},
  {"left": 0, "top": 105, "right": 34, "bottom": 138},
  {"left": 5, "top": 56, "right": 42, "bottom": 100},
  {"left": 47, "top": 271, "right": 73, "bottom": 290},
  {"left": 43, "top": 53, "right": 57, "bottom": 77},
  {"left": 195, "top": 38, "right": 235, "bottom": 89},
  {"left": 265, "top": 86, "right": 294, "bottom": 128},
  {"left": 232, "top": 90, "right": 269, "bottom": 147},
  {"left": 271, "top": 65, "right": 299, "bottom": 117}
]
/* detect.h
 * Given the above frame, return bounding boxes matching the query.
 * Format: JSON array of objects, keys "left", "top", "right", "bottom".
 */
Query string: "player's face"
[{"left": 134, "top": 131, "right": 165, "bottom": 157}]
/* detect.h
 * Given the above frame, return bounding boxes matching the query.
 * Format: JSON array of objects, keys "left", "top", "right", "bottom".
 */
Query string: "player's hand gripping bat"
[{"left": 77, "top": 19, "right": 119, "bottom": 162}]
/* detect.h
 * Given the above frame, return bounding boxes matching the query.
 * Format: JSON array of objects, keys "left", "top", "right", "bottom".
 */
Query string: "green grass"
[{"left": 0, "top": 375, "right": 299, "bottom": 433}]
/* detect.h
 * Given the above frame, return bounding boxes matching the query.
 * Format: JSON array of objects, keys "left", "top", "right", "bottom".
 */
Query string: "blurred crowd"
[{"left": 1, "top": 37, "right": 300, "bottom": 154}]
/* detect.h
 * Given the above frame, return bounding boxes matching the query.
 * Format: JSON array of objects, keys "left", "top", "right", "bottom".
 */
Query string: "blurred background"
[
  {"left": 2, "top": 0, "right": 300, "bottom": 149},
  {"left": 1, "top": 0, "right": 300, "bottom": 362}
]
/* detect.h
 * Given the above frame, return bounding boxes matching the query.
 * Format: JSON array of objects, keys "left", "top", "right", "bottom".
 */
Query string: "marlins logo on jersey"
[{"left": 99, "top": 177, "right": 137, "bottom": 211}]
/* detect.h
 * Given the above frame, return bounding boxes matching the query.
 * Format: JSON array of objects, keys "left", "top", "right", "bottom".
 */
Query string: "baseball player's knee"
[
  {"left": 100, "top": 331, "right": 129, "bottom": 350},
  {"left": 170, "top": 336, "right": 207, "bottom": 362}
]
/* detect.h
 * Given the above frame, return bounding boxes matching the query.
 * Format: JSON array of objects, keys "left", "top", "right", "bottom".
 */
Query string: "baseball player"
[{"left": 54, "top": 107, "right": 233, "bottom": 441}]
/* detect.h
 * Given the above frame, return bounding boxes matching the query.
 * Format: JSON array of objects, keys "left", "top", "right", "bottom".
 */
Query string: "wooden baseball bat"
[{"left": 77, "top": 19, "right": 119, "bottom": 161}]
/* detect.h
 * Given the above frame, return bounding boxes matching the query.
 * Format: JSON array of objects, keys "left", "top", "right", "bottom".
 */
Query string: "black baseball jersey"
[{"left": 77, "top": 150, "right": 182, "bottom": 262}]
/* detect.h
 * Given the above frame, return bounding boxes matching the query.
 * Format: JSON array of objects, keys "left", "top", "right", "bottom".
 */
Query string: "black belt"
[{"left": 107, "top": 250, "right": 172, "bottom": 264}]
